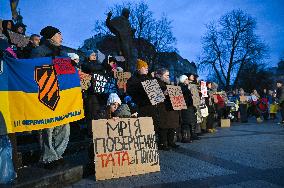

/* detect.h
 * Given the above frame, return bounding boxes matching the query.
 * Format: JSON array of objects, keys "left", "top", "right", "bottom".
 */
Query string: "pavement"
[{"left": 66, "top": 121, "right": 284, "bottom": 188}]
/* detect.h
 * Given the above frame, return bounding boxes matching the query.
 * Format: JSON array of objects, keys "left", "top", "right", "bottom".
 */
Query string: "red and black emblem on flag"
[{"left": 34, "top": 65, "right": 60, "bottom": 111}]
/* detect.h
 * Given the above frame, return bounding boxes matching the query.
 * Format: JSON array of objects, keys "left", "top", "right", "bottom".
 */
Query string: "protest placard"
[
  {"left": 53, "top": 58, "right": 75, "bottom": 75},
  {"left": 79, "top": 70, "right": 92, "bottom": 90},
  {"left": 166, "top": 85, "right": 187, "bottom": 110},
  {"left": 200, "top": 81, "right": 208, "bottom": 97},
  {"left": 141, "top": 79, "right": 165, "bottom": 105},
  {"left": 114, "top": 71, "right": 131, "bottom": 90},
  {"left": 93, "top": 74, "right": 117, "bottom": 94},
  {"left": 8, "top": 31, "right": 30, "bottom": 48},
  {"left": 92, "top": 117, "right": 160, "bottom": 180},
  {"left": 239, "top": 96, "right": 247, "bottom": 103}
]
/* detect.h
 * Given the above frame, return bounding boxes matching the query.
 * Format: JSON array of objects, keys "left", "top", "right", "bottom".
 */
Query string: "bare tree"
[{"left": 199, "top": 10, "right": 268, "bottom": 90}]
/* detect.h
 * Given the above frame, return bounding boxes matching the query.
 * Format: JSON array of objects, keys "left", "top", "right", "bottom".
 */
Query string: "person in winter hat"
[
  {"left": 67, "top": 53, "right": 80, "bottom": 68},
  {"left": 179, "top": 75, "right": 188, "bottom": 84},
  {"left": 186, "top": 72, "right": 201, "bottom": 140},
  {"left": 179, "top": 75, "right": 194, "bottom": 143},
  {"left": 30, "top": 26, "right": 69, "bottom": 170},
  {"left": 31, "top": 26, "right": 64, "bottom": 58},
  {"left": 127, "top": 59, "right": 157, "bottom": 129},
  {"left": 155, "top": 68, "right": 180, "bottom": 150},
  {"left": 107, "top": 93, "right": 122, "bottom": 106},
  {"left": 136, "top": 59, "right": 148, "bottom": 70}
]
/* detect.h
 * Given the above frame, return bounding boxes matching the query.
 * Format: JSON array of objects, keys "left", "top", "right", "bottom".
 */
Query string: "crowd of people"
[{"left": 1, "top": 20, "right": 284, "bottom": 182}]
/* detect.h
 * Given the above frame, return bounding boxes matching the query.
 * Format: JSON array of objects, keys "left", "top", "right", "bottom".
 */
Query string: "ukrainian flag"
[{"left": 0, "top": 56, "right": 84, "bottom": 134}]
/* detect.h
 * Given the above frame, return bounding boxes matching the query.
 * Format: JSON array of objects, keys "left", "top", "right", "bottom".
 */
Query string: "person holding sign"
[
  {"left": 81, "top": 50, "right": 106, "bottom": 122},
  {"left": 127, "top": 59, "right": 157, "bottom": 122},
  {"left": 155, "top": 68, "right": 179, "bottom": 150},
  {"left": 186, "top": 73, "right": 201, "bottom": 140},
  {"left": 179, "top": 75, "right": 193, "bottom": 143},
  {"left": 205, "top": 82, "right": 217, "bottom": 132}
]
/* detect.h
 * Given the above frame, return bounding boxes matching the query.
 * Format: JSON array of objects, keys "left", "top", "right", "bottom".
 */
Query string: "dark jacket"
[
  {"left": 97, "top": 104, "right": 132, "bottom": 119},
  {"left": 277, "top": 86, "right": 284, "bottom": 104},
  {"left": 81, "top": 60, "right": 114, "bottom": 120},
  {"left": 180, "top": 83, "right": 193, "bottom": 107},
  {"left": 179, "top": 83, "right": 196, "bottom": 127},
  {"left": 156, "top": 79, "right": 179, "bottom": 129},
  {"left": 18, "top": 42, "right": 37, "bottom": 58},
  {"left": 126, "top": 73, "right": 152, "bottom": 107},
  {"left": 1, "top": 20, "right": 14, "bottom": 44},
  {"left": 30, "top": 40, "right": 66, "bottom": 58}
]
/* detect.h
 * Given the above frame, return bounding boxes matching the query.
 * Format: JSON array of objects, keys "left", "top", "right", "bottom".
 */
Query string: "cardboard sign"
[
  {"left": 93, "top": 74, "right": 117, "bottom": 94},
  {"left": 239, "top": 96, "right": 247, "bottom": 103},
  {"left": 8, "top": 31, "right": 30, "bottom": 48},
  {"left": 141, "top": 79, "right": 165, "bottom": 105},
  {"left": 166, "top": 85, "right": 187, "bottom": 110},
  {"left": 114, "top": 71, "right": 131, "bottom": 90},
  {"left": 200, "top": 81, "right": 208, "bottom": 97},
  {"left": 79, "top": 70, "right": 92, "bottom": 90},
  {"left": 221, "top": 119, "right": 230, "bottom": 127},
  {"left": 92, "top": 117, "right": 160, "bottom": 180},
  {"left": 53, "top": 58, "right": 75, "bottom": 75}
]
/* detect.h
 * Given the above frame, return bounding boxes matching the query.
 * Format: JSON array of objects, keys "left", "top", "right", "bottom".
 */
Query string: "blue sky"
[{"left": 1, "top": 0, "right": 284, "bottom": 71}]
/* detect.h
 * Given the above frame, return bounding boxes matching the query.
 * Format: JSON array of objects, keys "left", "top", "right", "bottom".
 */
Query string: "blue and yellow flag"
[{"left": 0, "top": 56, "right": 84, "bottom": 134}]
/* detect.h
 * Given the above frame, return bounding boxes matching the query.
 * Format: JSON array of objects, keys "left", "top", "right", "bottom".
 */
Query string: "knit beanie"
[
  {"left": 107, "top": 93, "right": 122, "bottom": 106},
  {"left": 179, "top": 75, "right": 188, "bottom": 84},
  {"left": 136, "top": 59, "right": 148, "bottom": 70},
  {"left": 40, "top": 26, "right": 60, "bottom": 39}
]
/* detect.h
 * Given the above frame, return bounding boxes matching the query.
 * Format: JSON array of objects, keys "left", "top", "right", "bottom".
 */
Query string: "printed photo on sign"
[
  {"left": 92, "top": 117, "right": 160, "bottom": 180},
  {"left": 200, "top": 81, "right": 208, "bottom": 97},
  {"left": 166, "top": 85, "right": 187, "bottom": 110},
  {"left": 141, "top": 79, "right": 165, "bottom": 105}
]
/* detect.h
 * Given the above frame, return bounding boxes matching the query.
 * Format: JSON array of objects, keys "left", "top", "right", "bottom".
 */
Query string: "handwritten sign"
[
  {"left": 141, "top": 79, "right": 165, "bottom": 105},
  {"left": 8, "top": 31, "right": 30, "bottom": 48},
  {"left": 53, "top": 58, "right": 75, "bottom": 75},
  {"left": 79, "top": 70, "right": 92, "bottom": 90},
  {"left": 239, "top": 96, "right": 247, "bottom": 103},
  {"left": 200, "top": 81, "right": 208, "bottom": 97},
  {"left": 166, "top": 85, "right": 187, "bottom": 110},
  {"left": 93, "top": 74, "right": 117, "bottom": 94},
  {"left": 92, "top": 117, "right": 160, "bottom": 180},
  {"left": 114, "top": 71, "right": 131, "bottom": 90}
]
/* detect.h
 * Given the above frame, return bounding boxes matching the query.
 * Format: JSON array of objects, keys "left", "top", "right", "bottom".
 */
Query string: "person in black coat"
[
  {"left": 155, "top": 68, "right": 179, "bottom": 150},
  {"left": 179, "top": 75, "right": 194, "bottom": 143},
  {"left": 126, "top": 59, "right": 155, "bottom": 118},
  {"left": 1, "top": 20, "right": 14, "bottom": 44},
  {"left": 276, "top": 80, "right": 284, "bottom": 124},
  {"left": 18, "top": 34, "right": 40, "bottom": 58},
  {"left": 205, "top": 82, "right": 217, "bottom": 131}
]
